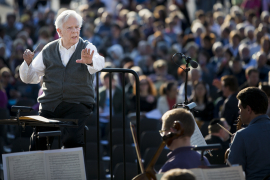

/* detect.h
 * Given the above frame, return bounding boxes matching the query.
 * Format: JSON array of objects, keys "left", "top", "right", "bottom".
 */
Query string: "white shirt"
[{"left": 19, "top": 39, "right": 105, "bottom": 84}]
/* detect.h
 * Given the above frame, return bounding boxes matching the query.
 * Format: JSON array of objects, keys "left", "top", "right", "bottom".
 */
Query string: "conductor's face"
[{"left": 57, "top": 16, "right": 80, "bottom": 48}]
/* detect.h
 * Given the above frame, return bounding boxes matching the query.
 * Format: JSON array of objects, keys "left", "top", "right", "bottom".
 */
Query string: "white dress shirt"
[{"left": 19, "top": 39, "right": 105, "bottom": 84}]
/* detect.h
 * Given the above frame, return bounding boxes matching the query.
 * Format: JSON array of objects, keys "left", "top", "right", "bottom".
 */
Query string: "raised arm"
[
  {"left": 76, "top": 43, "right": 105, "bottom": 74},
  {"left": 19, "top": 49, "right": 45, "bottom": 84}
]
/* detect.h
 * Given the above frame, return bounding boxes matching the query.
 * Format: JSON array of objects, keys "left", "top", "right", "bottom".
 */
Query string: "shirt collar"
[
  {"left": 59, "top": 38, "right": 79, "bottom": 51},
  {"left": 249, "top": 114, "right": 270, "bottom": 126}
]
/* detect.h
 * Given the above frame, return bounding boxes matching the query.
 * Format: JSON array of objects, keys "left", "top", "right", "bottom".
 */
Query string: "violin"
[
  {"left": 130, "top": 121, "right": 184, "bottom": 180},
  {"left": 224, "top": 116, "right": 243, "bottom": 162}
]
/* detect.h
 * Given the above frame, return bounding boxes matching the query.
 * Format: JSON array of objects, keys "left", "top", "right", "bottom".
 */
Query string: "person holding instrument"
[
  {"left": 19, "top": 10, "right": 105, "bottom": 150},
  {"left": 159, "top": 108, "right": 210, "bottom": 173},
  {"left": 205, "top": 118, "right": 230, "bottom": 165},
  {"left": 228, "top": 87, "right": 270, "bottom": 180}
]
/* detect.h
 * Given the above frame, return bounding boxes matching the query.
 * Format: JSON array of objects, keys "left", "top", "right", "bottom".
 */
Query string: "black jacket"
[{"left": 205, "top": 135, "right": 229, "bottom": 165}]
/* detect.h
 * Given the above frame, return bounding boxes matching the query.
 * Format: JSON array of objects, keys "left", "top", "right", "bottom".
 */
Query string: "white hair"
[
  {"left": 55, "top": 10, "right": 83, "bottom": 30},
  {"left": 191, "top": 22, "right": 205, "bottom": 34},
  {"left": 212, "top": 41, "right": 223, "bottom": 52},
  {"left": 256, "top": 51, "right": 266, "bottom": 59},
  {"left": 261, "top": 11, "right": 269, "bottom": 21},
  {"left": 239, "top": 43, "right": 249, "bottom": 52},
  {"left": 236, "top": 23, "right": 246, "bottom": 31},
  {"left": 244, "top": 26, "right": 255, "bottom": 37},
  {"left": 213, "top": 3, "right": 223, "bottom": 12}
]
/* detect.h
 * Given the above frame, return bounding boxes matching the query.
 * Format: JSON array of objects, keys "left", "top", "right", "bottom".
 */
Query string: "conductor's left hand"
[{"left": 76, "top": 48, "right": 94, "bottom": 65}]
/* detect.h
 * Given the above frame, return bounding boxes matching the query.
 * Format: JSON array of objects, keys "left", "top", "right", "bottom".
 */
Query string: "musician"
[
  {"left": 205, "top": 118, "right": 230, "bottom": 164},
  {"left": 228, "top": 87, "right": 270, "bottom": 180},
  {"left": 220, "top": 75, "right": 239, "bottom": 133},
  {"left": 159, "top": 108, "right": 210, "bottom": 173},
  {"left": 19, "top": 10, "right": 105, "bottom": 150}
]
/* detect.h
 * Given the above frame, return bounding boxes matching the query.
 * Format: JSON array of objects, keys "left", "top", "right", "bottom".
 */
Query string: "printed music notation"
[
  {"left": 156, "top": 166, "right": 245, "bottom": 180},
  {"left": 191, "top": 120, "right": 207, "bottom": 147},
  {"left": 2, "top": 148, "right": 86, "bottom": 180}
]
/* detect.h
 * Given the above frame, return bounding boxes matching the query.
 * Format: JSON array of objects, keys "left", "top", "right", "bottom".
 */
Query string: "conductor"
[{"left": 19, "top": 10, "right": 105, "bottom": 150}]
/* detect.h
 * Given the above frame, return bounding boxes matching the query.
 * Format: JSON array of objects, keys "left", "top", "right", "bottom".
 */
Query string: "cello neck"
[{"left": 130, "top": 122, "right": 145, "bottom": 173}]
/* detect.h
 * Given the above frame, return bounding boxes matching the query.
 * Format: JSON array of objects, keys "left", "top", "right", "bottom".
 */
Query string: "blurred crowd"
[{"left": 1, "top": 0, "right": 270, "bottom": 140}]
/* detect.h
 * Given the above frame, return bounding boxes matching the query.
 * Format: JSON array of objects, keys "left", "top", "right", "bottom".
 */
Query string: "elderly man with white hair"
[
  {"left": 19, "top": 10, "right": 105, "bottom": 150},
  {"left": 238, "top": 43, "right": 257, "bottom": 70}
]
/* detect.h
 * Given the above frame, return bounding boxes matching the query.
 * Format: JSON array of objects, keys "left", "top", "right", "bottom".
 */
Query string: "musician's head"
[
  {"left": 160, "top": 168, "right": 196, "bottom": 180},
  {"left": 55, "top": 10, "right": 82, "bottom": 48},
  {"left": 221, "top": 75, "right": 238, "bottom": 98},
  {"left": 208, "top": 118, "right": 230, "bottom": 141},
  {"left": 237, "top": 87, "right": 268, "bottom": 124},
  {"left": 161, "top": 108, "right": 195, "bottom": 150}
]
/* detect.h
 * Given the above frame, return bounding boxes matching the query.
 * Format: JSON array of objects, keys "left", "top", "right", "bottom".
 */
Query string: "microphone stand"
[
  {"left": 172, "top": 53, "right": 197, "bottom": 110},
  {"left": 184, "top": 56, "right": 192, "bottom": 105}
]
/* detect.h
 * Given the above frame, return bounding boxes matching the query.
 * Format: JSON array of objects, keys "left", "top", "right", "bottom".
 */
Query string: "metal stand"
[
  {"left": 171, "top": 53, "right": 198, "bottom": 109},
  {"left": 37, "top": 131, "right": 62, "bottom": 150},
  {"left": 192, "top": 144, "right": 222, "bottom": 166}
]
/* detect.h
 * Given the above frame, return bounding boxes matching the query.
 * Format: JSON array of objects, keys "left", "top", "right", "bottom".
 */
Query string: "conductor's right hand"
[{"left": 23, "top": 49, "right": 34, "bottom": 66}]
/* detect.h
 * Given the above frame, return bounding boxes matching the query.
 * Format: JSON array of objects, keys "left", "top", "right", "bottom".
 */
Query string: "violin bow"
[{"left": 130, "top": 122, "right": 145, "bottom": 173}]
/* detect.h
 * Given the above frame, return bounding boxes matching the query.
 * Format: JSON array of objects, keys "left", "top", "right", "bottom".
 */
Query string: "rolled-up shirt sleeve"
[
  {"left": 19, "top": 51, "right": 45, "bottom": 84},
  {"left": 85, "top": 43, "right": 105, "bottom": 74}
]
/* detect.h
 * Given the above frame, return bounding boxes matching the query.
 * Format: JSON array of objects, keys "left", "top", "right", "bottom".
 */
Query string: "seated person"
[
  {"left": 159, "top": 108, "right": 210, "bottom": 173},
  {"left": 228, "top": 87, "right": 270, "bottom": 180},
  {"left": 189, "top": 81, "right": 214, "bottom": 122},
  {"left": 128, "top": 75, "right": 157, "bottom": 113},
  {"left": 99, "top": 72, "right": 122, "bottom": 136},
  {"left": 160, "top": 168, "right": 196, "bottom": 180},
  {"left": 157, "top": 81, "right": 182, "bottom": 115},
  {"left": 205, "top": 118, "right": 230, "bottom": 164}
]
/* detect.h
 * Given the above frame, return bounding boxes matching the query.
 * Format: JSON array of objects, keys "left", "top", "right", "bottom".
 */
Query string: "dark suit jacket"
[
  {"left": 205, "top": 135, "right": 229, "bottom": 165},
  {"left": 99, "top": 86, "right": 123, "bottom": 115},
  {"left": 221, "top": 93, "right": 239, "bottom": 133}
]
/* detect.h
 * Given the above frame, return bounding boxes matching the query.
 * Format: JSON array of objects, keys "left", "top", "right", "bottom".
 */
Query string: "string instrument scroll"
[
  {"left": 130, "top": 121, "right": 184, "bottom": 180},
  {"left": 224, "top": 116, "right": 243, "bottom": 162}
]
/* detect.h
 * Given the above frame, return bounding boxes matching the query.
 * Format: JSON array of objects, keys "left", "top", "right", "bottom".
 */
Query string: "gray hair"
[
  {"left": 256, "top": 51, "right": 266, "bottom": 59},
  {"left": 261, "top": 11, "right": 269, "bottom": 21},
  {"left": 244, "top": 25, "right": 255, "bottom": 37},
  {"left": 239, "top": 43, "right": 249, "bottom": 52},
  {"left": 55, "top": 10, "right": 83, "bottom": 30},
  {"left": 212, "top": 41, "right": 223, "bottom": 52}
]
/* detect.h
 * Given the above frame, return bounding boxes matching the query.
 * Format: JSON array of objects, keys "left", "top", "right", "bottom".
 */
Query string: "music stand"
[
  {"left": 191, "top": 144, "right": 222, "bottom": 166},
  {"left": 11, "top": 106, "right": 33, "bottom": 132},
  {"left": 1, "top": 107, "right": 78, "bottom": 152},
  {"left": 37, "top": 131, "right": 61, "bottom": 150}
]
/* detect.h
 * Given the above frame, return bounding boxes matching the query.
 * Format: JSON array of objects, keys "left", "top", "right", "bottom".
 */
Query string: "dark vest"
[{"left": 38, "top": 38, "right": 95, "bottom": 112}]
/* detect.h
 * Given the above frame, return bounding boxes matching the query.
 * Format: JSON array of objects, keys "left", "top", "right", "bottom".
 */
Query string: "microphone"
[
  {"left": 173, "top": 53, "right": 198, "bottom": 68},
  {"left": 189, "top": 59, "right": 198, "bottom": 68}
]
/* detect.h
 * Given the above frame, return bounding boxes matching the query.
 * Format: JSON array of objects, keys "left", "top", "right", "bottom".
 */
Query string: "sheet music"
[
  {"left": 189, "top": 169, "right": 205, "bottom": 180},
  {"left": 5, "top": 152, "right": 47, "bottom": 180},
  {"left": 202, "top": 166, "right": 245, "bottom": 180},
  {"left": 3, "top": 148, "right": 86, "bottom": 180},
  {"left": 145, "top": 109, "right": 162, "bottom": 120},
  {"left": 20, "top": 115, "right": 60, "bottom": 123},
  {"left": 156, "top": 173, "right": 163, "bottom": 180},
  {"left": 190, "top": 121, "right": 207, "bottom": 146},
  {"left": 45, "top": 148, "right": 86, "bottom": 180}
]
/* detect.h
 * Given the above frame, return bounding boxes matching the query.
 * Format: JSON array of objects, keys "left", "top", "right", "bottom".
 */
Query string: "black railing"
[{"left": 95, "top": 68, "right": 140, "bottom": 180}]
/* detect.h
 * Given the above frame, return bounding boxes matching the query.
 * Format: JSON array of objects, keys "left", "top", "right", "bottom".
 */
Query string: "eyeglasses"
[{"left": 159, "top": 129, "right": 168, "bottom": 137}]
